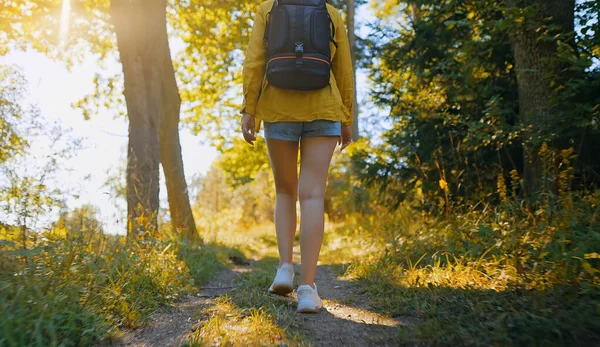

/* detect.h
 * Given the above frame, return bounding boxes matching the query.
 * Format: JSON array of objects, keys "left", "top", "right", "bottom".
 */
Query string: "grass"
[
  {"left": 0, "top": 227, "right": 226, "bottom": 346},
  {"left": 332, "top": 195, "right": 600, "bottom": 346},
  {"left": 186, "top": 194, "right": 600, "bottom": 346},
  {"left": 184, "top": 260, "right": 305, "bottom": 346},
  {"left": 185, "top": 222, "right": 307, "bottom": 346},
  {"left": 2, "top": 189, "right": 599, "bottom": 346}
]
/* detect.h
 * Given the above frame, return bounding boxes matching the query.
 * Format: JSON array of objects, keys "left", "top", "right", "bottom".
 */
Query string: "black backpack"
[{"left": 263, "top": 0, "right": 337, "bottom": 91}]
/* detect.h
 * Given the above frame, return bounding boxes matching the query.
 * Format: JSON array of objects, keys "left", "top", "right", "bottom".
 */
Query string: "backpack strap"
[
  {"left": 327, "top": 13, "right": 338, "bottom": 48},
  {"left": 263, "top": 0, "right": 279, "bottom": 43}
]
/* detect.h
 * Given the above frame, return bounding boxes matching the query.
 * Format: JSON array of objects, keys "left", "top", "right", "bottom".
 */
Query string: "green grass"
[
  {"left": 0, "top": 229, "right": 227, "bottom": 346},
  {"left": 184, "top": 258, "right": 306, "bottom": 346},
  {"left": 2, "top": 190, "right": 599, "bottom": 346},
  {"left": 185, "top": 224, "right": 306, "bottom": 346},
  {"left": 347, "top": 255, "right": 600, "bottom": 345},
  {"left": 332, "top": 194, "right": 600, "bottom": 346}
]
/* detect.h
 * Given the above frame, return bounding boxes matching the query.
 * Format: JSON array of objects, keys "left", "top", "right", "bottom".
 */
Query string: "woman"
[{"left": 240, "top": 0, "right": 354, "bottom": 313}]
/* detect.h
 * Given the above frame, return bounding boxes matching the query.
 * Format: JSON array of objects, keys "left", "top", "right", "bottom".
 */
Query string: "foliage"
[
  {"left": 173, "top": 0, "right": 259, "bottom": 146},
  {"left": 0, "top": 65, "right": 34, "bottom": 163},
  {"left": 326, "top": 149, "right": 373, "bottom": 221},
  {"left": 2, "top": 0, "right": 599, "bottom": 345},
  {"left": 55, "top": 205, "right": 105, "bottom": 235},
  {"left": 364, "top": 0, "right": 520, "bottom": 207},
  {"left": 185, "top": 176, "right": 600, "bottom": 346},
  {"left": 193, "top": 139, "right": 276, "bottom": 229},
  {"left": 0, "top": 224, "right": 225, "bottom": 346},
  {"left": 216, "top": 138, "right": 270, "bottom": 189},
  {"left": 329, "top": 183, "right": 600, "bottom": 345},
  {"left": 0, "top": 0, "right": 113, "bottom": 61},
  {"left": 362, "top": 0, "right": 600, "bottom": 208},
  {"left": 1, "top": 0, "right": 263, "bottom": 148},
  {"left": 195, "top": 165, "right": 233, "bottom": 215},
  {"left": 174, "top": 0, "right": 364, "bottom": 147},
  {"left": 0, "top": 119, "right": 80, "bottom": 242}
]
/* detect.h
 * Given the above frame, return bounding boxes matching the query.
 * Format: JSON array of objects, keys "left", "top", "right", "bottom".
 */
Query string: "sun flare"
[{"left": 59, "top": 0, "right": 71, "bottom": 47}]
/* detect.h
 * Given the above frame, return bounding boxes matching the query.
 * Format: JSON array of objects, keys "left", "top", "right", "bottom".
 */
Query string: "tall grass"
[
  {"left": 0, "top": 227, "right": 223, "bottom": 346},
  {"left": 327, "top": 188, "right": 600, "bottom": 345}
]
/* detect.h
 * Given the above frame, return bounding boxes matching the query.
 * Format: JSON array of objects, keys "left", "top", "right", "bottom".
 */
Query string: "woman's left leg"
[
  {"left": 266, "top": 138, "right": 300, "bottom": 266},
  {"left": 297, "top": 136, "right": 338, "bottom": 287}
]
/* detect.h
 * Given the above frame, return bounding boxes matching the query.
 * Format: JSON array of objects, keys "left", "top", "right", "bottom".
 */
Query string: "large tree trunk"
[
  {"left": 111, "top": 0, "right": 199, "bottom": 241},
  {"left": 346, "top": 0, "right": 359, "bottom": 141},
  {"left": 159, "top": 48, "right": 200, "bottom": 242},
  {"left": 111, "top": 0, "right": 164, "bottom": 238},
  {"left": 505, "top": 0, "right": 575, "bottom": 197}
]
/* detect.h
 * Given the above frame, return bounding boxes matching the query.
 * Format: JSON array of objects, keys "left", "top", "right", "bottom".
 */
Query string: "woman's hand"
[
  {"left": 241, "top": 113, "right": 256, "bottom": 145},
  {"left": 339, "top": 125, "right": 353, "bottom": 151}
]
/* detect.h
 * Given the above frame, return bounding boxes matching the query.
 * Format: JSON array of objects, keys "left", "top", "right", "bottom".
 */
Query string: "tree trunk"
[
  {"left": 159, "top": 48, "right": 200, "bottom": 242},
  {"left": 410, "top": 2, "right": 424, "bottom": 85},
  {"left": 410, "top": 2, "right": 420, "bottom": 24},
  {"left": 111, "top": 0, "right": 200, "bottom": 241},
  {"left": 346, "top": 0, "right": 359, "bottom": 141},
  {"left": 505, "top": 0, "right": 575, "bottom": 197},
  {"left": 110, "top": 0, "right": 165, "bottom": 238}
]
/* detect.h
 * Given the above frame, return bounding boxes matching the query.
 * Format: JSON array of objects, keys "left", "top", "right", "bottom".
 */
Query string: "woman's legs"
[
  {"left": 266, "top": 138, "right": 299, "bottom": 266},
  {"left": 298, "top": 136, "right": 338, "bottom": 287}
]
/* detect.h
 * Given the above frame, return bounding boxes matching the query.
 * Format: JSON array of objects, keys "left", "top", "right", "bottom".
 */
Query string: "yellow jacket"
[{"left": 241, "top": 0, "right": 355, "bottom": 130}]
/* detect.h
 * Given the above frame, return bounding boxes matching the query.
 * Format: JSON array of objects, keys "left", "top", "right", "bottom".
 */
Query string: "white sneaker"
[
  {"left": 296, "top": 284, "right": 323, "bottom": 313},
  {"left": 268, "top": 263, "right": 294, "bottom": 296}
]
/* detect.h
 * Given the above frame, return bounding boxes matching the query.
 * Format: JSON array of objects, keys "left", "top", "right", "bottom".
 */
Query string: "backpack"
[{"left": 263, "top": 0, "right": 337, "bottom": 91}]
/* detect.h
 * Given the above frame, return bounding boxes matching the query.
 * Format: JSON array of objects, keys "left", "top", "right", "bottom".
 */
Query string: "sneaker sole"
[
  {"left": 268, "top": 283, "right": 294, "bottom": 296},
  {"left": 297, "top": 305, "right": 322, "bottom": 313}
]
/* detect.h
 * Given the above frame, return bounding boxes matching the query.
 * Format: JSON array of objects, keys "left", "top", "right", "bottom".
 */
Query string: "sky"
[
  {"left": 0, "top": 2, "right": 376, "bottom": 235},
  {"left": 0, "top": 50, "right": 219, "bottom": 234}
]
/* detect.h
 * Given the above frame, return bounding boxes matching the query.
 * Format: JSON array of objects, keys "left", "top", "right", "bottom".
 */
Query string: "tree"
[
  {"left": 0, "top": 121, "right": 78, "bottom": 249},
  {"left": 110, "top": 0, "right": 200, "bottom": 240},
  {"left": 362, "top": 0, "right": 599, "bottom": 208},
  {"left": 109, "top": 0, "right": 161, "bottom": 238},
  {"left": 109, "top": 0, "right": 198, "bottom": 240},
  {"left": 504, "top": 0, "right": 576, "bottom": 196},
  {"left": 346, "top": 0, "right": 360, "bottom": 141},
  {"left": 3, "top": 0, "right": 199, "bottom": 240},
  {"left": 0, "top": 66, "right": 30, "bottom": 162},
  {"left": 215, "top": 138, "right": 270, "bottom": 189},
  {"left": 364, "top": 0, "right": 520, "bottom": 207},
  {"left": 55, "top": 204, "right": 104, "bottom": 235},
  {"left": 195, "top": 166, "right": 232, "bottom": 215}
]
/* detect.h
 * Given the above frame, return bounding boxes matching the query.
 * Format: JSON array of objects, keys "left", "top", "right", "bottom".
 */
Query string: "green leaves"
[
  {"left": 365, "top": 0, "right": 520, "bottom": 207},
  {"left": 362, "top": 0, "right": 600, "bottom": 207},
  {"left": 0, "top": 66, "right": 31, "bottom": 163}
]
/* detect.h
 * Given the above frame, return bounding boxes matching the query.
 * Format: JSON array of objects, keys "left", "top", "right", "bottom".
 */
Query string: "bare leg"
[
  {"left": 266, "top": 138, "right": 299, "bottom": 266},
  {"left": 298, "top": 136, "right": 338, "bottom": 287}
]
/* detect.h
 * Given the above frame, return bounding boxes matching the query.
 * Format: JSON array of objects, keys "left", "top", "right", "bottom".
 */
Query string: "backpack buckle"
[{"left": 295, "top": 42, "right": 304, "bottom": 67}]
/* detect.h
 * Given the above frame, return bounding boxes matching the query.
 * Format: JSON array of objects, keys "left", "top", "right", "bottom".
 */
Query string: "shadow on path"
[{"left": 295, "top": 264, "right": 404, "bottom": 346}]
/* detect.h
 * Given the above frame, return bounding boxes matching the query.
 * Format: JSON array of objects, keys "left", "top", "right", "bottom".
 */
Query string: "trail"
[
  {"left": 114, "top": 260, "right": 402, "bottom": 346},
  {"left": 112, "top": 267, "right": 245, "bottom": 347},
  {"left": 296, "top": 264, "right": 401, "bottom": 346}
]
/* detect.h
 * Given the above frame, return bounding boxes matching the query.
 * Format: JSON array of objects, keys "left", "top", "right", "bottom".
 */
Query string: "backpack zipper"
[{"left": 267, "top": 56, "right": 330, "bottom": 66}]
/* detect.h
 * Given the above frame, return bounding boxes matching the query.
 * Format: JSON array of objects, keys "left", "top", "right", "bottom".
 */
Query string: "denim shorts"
[{"left": 263, "top": 120, "right": 341, "bottom": 141}]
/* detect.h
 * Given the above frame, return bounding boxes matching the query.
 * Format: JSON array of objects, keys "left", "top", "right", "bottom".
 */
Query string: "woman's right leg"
[{"left": 266, "top": 138, "right": 299, "bottom": 266}]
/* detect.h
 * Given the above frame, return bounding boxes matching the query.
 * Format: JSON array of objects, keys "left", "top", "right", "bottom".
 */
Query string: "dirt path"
[
  {"left": 112, "top": 266, "right": 245, "bottom": 347},
  {"left": 295, "top": 264, "right": 401, "bottom": 346},
  {"left": 113, "top": 262, "right": 402, "bottom": 346}
]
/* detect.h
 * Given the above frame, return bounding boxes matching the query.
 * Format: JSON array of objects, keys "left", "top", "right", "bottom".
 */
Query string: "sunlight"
[{"left": 59, "top": 0, "right": 71, "bottom": 47}]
